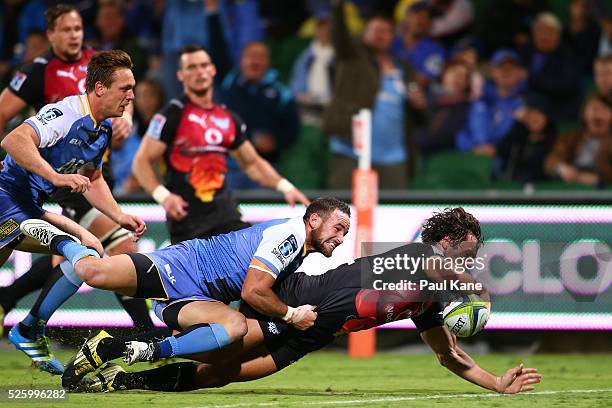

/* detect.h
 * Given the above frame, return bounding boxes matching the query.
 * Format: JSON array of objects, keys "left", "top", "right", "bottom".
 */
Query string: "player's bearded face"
[
  {"left": 48, "top": 11, "right": 84, "bottom": 61},
  {"left": 311, "top": 210, "right": 350, "bottom": 257}
]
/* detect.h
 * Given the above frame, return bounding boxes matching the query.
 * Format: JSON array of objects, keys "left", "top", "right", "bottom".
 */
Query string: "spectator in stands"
[
  {"left": 449, "top": 37, "right": 484, "bottom": 99},
  {"left": 594, "top": 55, "right": 612, "bottom": 104},
  {"left": 219, "top": 41, "right": 300, "bottom": 190},
  {"left": 497, "top": 94, "right": 556, "bottom": 183},
  {"left": 160, "top": 0, "right": 263, "bottom": 99},
  {"left": 290, "top": 12, "right": 334, "bottom": 107},
  {"left": 478, "top": 0, "right": 551, "bottom": 57},
  {"left": 324, "top": 0, "right": 426, "bottom": 190},
  {"left": 598, "top": 8, "right": 612, "bottom": 57},
  {"left": 112, "top": 78, "right": 165, "bottom": 196},
  {"left": 88, "top": 0, "right": 149, "bottom": 81},
  {"left": 456, "top": 49, "right": 527, "bottom": 157},
  {"left": 415, "top": 60, "right": 472, "bottom": 156},
  {"left": 430, "top": 0, "right": 475, "bottom": 49},
  {"left": 545, "top": 94, "right": 612, "bottom": 187},
  {"left": 393, "top": 1, "right": 446, "bottom": 87},
  {"left": 520, "top": 12, "right": 580, "bottom": 124},
  {"left": 564, "top": 0, "right": 600, "bottom": 78}
]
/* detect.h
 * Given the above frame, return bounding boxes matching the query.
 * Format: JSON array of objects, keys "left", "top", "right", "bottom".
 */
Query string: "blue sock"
[
  {"left": 157, "top": 323, "right": 231, "bottom": 358},
  {"left": 19, "top": 264, "right": 81, "bottom": 339},
  {"left": 55, "top": 240, "right": 100, "bottom": 265}
]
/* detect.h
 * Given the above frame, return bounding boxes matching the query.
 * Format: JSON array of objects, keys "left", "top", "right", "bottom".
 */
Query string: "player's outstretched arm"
[
  {"left": 231, "top": 141, "right": 310, "bottom": 206},
  {"left": 420, "top": 326, "right": 541, "bottom": 394}
]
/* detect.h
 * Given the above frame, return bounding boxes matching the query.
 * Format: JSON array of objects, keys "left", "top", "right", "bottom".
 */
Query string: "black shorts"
[
  {"left": 53, "top": 189, "right": 94, "bottom": 224},
  {"left": 129, "top": 253, "right": 167, "bottom": 300},
  {"left": 255, "top": 312, "right": 335, "bottom": 370}
]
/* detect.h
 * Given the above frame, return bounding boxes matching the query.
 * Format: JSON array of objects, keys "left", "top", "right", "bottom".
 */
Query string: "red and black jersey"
[
  {"left": 145, "top": 96, "right": 248, "bottom": 242},
  {"left": 8, "top": 49, "right": 95, "bottom": 110}
]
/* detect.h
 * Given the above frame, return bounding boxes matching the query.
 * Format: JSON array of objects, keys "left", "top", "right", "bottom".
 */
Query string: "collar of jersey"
[{"left": 78, "top": 94, "right": 98, "bottom": 128}]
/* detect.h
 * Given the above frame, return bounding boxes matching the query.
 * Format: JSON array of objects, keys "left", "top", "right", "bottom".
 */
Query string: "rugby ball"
[{"left": 442, "top": 294, "right": 489, "bottom": 337}]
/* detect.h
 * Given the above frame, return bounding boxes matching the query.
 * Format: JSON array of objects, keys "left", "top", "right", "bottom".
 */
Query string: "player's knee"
[
  {"left": 77, "top": 260, "right": 107, "bottom": 288},
  {"left": 225, "top": 313, "right": 248, "bottom": 341}
]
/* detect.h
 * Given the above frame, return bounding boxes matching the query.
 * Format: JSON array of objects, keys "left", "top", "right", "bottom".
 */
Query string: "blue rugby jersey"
[
  {"left": 147, "top": 217, "right": 308, "bottom": 303},
  {"left": 0, "top": 94, "right": 111, "bottom": 202}
]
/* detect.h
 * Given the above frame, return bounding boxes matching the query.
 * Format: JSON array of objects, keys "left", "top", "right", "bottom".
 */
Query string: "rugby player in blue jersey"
[
  {"left": 19, "top": 197, "right": 349, "bottom": 381},
  {"left": 2, "top": 50, "right": 146, "bottom": 374}
]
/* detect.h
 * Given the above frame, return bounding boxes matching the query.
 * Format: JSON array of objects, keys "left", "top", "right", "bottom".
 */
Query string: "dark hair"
[
  {"left": 178, "top": 44, "right": 212, "bottom": 67},
  {"left": 367, "top": 12, "right": 395, "bottom": 27},
  {"left": 303, "top": 197, "right": 350, "bottom": 222},
  {"left": 45, "top": 4, "right": 80, "bottom": 31},
  {"left": 86, "top": 50, "right": 133, "bottom": 93},
  {"left": 421, "top": 207, "right": 482, "bottom": 245}
]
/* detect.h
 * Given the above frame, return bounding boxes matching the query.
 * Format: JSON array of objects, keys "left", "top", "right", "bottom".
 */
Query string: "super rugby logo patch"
[
  {"left": 10, "top": 72, "right": 27, "bottom": 91},
  {"left": 35, "top": 108, "right": 63, "bottom": 124},
  {"left": 271, "top": 234, "right": 298, "bottom": 264}
]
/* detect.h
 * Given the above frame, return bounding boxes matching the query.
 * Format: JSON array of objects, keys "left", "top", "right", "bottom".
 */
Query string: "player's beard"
[
  {"left": 311, "top": 228, "right": 333, "bottom": 257},
  {"left": 190, "top": 85, "right": 211, "bottom": 97}
]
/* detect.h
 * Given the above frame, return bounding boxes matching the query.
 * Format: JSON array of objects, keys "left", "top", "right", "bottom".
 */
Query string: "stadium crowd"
[{"left": 1, "top": 0, "right": 611, "bottom": 192}]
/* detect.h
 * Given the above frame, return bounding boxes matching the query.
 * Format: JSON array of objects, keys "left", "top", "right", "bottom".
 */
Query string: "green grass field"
[{"left": 1, "top": 350, "right": 611, "bottom": 407}]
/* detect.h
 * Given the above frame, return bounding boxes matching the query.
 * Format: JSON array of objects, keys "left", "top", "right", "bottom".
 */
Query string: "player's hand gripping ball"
[{"left": 443, "top": 294, "right": 489, "bottom": 337}]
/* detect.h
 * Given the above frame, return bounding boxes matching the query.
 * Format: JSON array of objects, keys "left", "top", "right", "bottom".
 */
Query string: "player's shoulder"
[
  {"left": 34, "top": 95, "right": 82, "bottom": 125},
  {"left": 261, "top": 217, "right": 306, "bottom": 243}
]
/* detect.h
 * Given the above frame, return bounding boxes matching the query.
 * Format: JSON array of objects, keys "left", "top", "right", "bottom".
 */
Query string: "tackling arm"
[
  {"left": 420, "top": 326, "right": 541, "bottom": 393},
  {"left": 241, "top": 259, "right": 316, "bottom": 330}
]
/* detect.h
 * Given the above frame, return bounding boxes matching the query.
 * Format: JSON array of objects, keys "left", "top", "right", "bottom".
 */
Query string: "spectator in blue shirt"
[
  {"left": 456, "top": 49, "right": 527, "bottom": 157},
  {"left": 393, "top": 1, "right": 446, "bottom": 87},
  {"left": 219, "top": 41, "right": 300, "bottom": 190}
]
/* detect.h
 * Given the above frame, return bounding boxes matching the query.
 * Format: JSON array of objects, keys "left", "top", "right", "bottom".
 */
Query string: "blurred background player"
[
  {"left": 0, "top": 4, "right": 159, "bottom": 337},
  {"left": 132, "top": 44, "right": 309, "bottom": 244}
]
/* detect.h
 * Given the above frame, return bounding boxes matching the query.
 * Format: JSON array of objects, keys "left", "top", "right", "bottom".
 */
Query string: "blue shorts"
[{"left": 0, "top": 188, "right": 45, "bottom": 249}]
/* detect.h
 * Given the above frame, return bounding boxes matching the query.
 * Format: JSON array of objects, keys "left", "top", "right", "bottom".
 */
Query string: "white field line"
[{"left": 188, "top": 388, "right": 612, "bottom": 408}]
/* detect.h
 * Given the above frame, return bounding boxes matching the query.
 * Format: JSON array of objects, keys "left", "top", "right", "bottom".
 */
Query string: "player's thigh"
[
  {"left": 188, "top": 317, "right": 266, "bottom": 363},
  {"left": 177, "top": 301, "right": 247, "bottom": 339},
  {"left": 79, "top": 254, "right": 138, "bottom": 295}
]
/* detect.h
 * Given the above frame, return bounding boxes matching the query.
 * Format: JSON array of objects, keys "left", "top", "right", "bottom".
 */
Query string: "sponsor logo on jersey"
[
  {"left": 69, "top": 138, "right": 82, "bottom": 146},
  {"left": 164, "top": 264, "right": 177, "bottom": 285},
  {"left": 271, "top": 247, "right": 284, "bottom": 264},
  {"left": 10, "top": 72, "right": 27, "bottom": 91},
  {"left": 267, "top": 322, "right": 280, "bottom": 335},
  {"left": 210, "top": 116, "right": 230, "bottom": 130},
  {"left": 56, "top": 66, "right": 78, "bottom": 82},
  {"left": 36, "top": 107, "right": 63, "bottom": 124},
  {"left": 147, "top": 113, "right": 167, "bottom": 139},
  {"left": 57, "top": 158, "right": 86, "bottom": 174},
  {"left": 277, "top": 234, "right": 298, "bottom": 259},
  {"left": 0, "top": 219, "right": 19, "bottom": 240}
]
